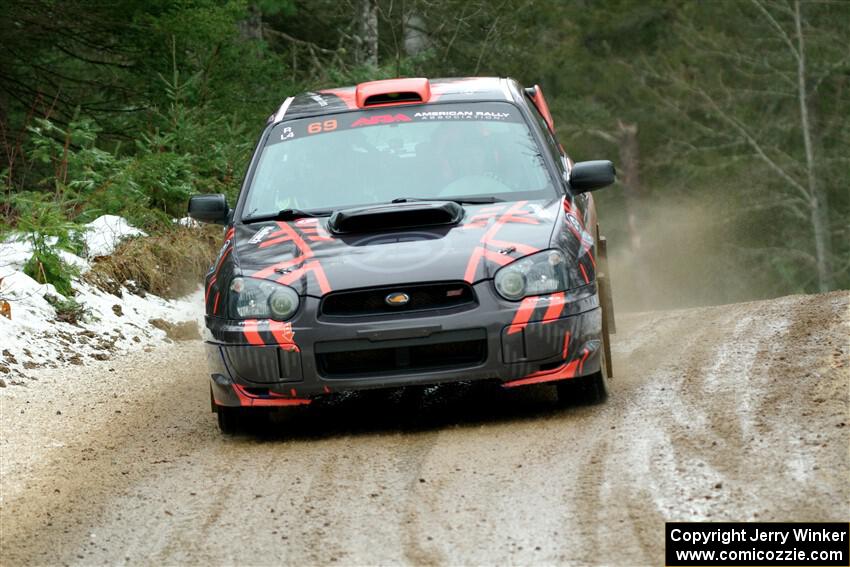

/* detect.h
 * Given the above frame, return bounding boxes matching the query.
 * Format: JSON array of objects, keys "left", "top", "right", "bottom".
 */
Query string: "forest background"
[{"left": 1, "top": 0, "right": 847, "bottom": 310}]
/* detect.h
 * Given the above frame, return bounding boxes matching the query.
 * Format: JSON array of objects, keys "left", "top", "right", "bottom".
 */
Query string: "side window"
[{"left": 525, "top": 96, "right": 568, "bottom": 182}]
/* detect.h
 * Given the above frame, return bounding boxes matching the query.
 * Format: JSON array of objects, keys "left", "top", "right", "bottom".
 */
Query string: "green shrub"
[
  {"left": 13, "top": 192, "right": 82, "bottom": 297},
  {"left": 24, "top": 249, "right": 78, "bottom": 297},
  {"left": 44, "top": 294, "right": 91, "bottom": 325}
]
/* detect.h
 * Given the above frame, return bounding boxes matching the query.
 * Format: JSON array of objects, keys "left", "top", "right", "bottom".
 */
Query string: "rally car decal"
[
  {"left": 463, "top": 200, "right": 541, "bottom": 283},
  {"left": 242, "top": 319, "right": 299, "bottom": 352},
  {"left": 543, "top": 291, "right": 568, "bottom": 320},
  {"left": 312, "top": 88, "right": 357, "bottom": 110},
  {"left": 501, "top": 347, "right": 590, "bottom": 388},
  {"left": 206, "top": 227, "right": 236, "bottom": 315},
  {"left": 502, "top": 330, "right": 593, "bottom": 388},
  {"left": 507, "top": 296, "right": 540, "bottom": 334},
  {"left": 229, "top": 383, "right": 312, "bottom": 407},
  {"left": 563, "top": 197, "right": 597, "bottom": 275},
  {"left": 294, "top": 218, "right": 334, "bottom": 242},
  {"left": 506, "top": 290, "right": 569, "bottom": 334},
  {"left": 251, "top": 222, "right": 333, "bottom": 295}
]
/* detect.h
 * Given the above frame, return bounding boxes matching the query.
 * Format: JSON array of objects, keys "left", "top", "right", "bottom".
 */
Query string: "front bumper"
[{"left": 207, "top": 281, "right": 602, "bottom": 407}]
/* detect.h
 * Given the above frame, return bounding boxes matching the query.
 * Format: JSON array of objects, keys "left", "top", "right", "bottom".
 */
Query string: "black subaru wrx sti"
[{"left": 188, "top": 77, "right": 617, "bottom": 433}]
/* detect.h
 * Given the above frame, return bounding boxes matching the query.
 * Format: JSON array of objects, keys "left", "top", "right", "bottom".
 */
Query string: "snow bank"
[
  {"left": 83, "top": 214, "right": 146, "bottom": 258},
  {"left": 0, "top": 216, "right": 202, "bottom": 383},
  {"left": 0, "top": 238, "right": 36, "bottom": 273},
  {"left": 1, "top": 213, "right": 146, "bottom": 272}
]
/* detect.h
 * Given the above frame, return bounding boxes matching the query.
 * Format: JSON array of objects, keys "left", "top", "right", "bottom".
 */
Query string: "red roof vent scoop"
[{"left": 355, "top": 78, "right": 431, "bottom": 108}]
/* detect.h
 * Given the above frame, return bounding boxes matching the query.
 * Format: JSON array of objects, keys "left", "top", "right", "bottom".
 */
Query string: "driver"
[{"left": 432, "top": 123, "right": 500, "bottom": 184}]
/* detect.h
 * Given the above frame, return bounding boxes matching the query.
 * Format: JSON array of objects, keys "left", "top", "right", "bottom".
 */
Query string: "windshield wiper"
[
  {"left": 390, "top": 196, "right": 504, "bottom": 205},
  {"left": 242, "top": 208, "right": 331, "bottom": 224}
]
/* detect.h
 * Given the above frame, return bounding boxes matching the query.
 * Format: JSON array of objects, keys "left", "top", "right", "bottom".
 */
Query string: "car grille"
[
  {"left": 320, "top": 282, "right": 476, "bottom": 318},
  {"left": 315, "top": 329, "right": 487, "bottom": 378}
]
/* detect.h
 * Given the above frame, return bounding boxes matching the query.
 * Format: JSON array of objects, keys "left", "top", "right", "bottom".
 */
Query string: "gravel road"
[{"left": 2, "top": 291, "right": 848, "bottom": 566}]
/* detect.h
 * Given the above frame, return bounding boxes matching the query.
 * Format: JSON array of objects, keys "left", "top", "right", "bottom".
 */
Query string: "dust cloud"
[{"left": 604, "top": 195, "right": 778, "bottom": 312}]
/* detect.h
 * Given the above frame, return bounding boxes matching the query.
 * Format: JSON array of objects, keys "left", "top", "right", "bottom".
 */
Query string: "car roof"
[{"left": 272, "top": 77, "right": 517, "bottom": 123}]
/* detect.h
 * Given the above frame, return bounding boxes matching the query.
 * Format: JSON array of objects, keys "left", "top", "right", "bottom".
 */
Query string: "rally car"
[{"left": 188, "top": 77, "right": 616, "bottom": 433}]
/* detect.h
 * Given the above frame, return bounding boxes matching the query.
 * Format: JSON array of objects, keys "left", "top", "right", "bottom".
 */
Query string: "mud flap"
[
  {"left": 597, "top": 228, "right": 615, "bottom": 378},
  {"left": 597, "top": 234, "right": 616, "bottom": 335},
  {"left": 598, "top": 275, "right": 614, "bottom": 379}
]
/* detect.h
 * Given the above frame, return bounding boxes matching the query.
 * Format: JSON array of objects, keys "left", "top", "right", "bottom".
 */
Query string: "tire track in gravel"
[
  {"left": 567, "top": 308, "right": 711, "bottom": 563},
  {"left": 0, "top": 343, "right": 215, "bottom": 565}
]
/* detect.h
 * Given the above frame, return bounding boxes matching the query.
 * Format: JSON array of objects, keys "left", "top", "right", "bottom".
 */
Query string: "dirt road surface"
[{"left": 2, "top": 291, "right": 848, "bottom": 565}]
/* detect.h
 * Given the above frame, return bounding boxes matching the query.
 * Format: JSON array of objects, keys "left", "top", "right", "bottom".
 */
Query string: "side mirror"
[
  {"left": 188, "top": 194, "right": 230, "bottom": 225},
  {"left": 569, "top": 160, "right": 616, "bottom": 194}
]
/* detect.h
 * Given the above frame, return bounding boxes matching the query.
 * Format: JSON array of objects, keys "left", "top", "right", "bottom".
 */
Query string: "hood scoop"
[{"left": 328, "top": 201, "right": 463, "bottom": 234}]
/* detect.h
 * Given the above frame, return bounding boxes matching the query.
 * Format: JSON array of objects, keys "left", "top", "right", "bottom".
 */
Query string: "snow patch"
[
  {"left": 0, "top": 213, "right": 145, "bottom": 273},
  {"left": 0, "top": 237, "right": 35, "bottom": 274},
  {"left": 0, "top": 216, "right": 202, "bottom": 381},
  {"left": 83, "top": 215, "right": 146, "bottom": 258},
  {"left": 175, "top": 216, "right": 201, "bottom": 229}
]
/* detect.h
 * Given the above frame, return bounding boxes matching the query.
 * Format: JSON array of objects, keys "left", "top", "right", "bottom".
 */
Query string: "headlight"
[
  {"left": 228, "top": 277, "right": 299, "bottom": 320},
  {"left": 494, "top": 249, "right": 571, "bottom": 300}
]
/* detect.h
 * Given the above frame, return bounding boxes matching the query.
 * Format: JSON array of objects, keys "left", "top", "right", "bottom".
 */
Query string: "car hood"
[{"left": 233, "top": 199, "right": 562, "bottom": 297}]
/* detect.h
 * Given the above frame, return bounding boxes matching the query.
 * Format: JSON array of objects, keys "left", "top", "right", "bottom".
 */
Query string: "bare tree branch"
[
  {"left": 264, "top": 28, "right": 337, "bottom": 55},
  {"left": 750, "top": 0, "right": 799, "bottom": 61}
]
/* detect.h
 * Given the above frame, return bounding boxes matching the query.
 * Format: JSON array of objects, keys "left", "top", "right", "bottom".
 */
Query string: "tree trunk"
[
  {"left": 795, "top": 0, "right": 833, "bottom": 291},
  {"left": 403, "top": 13, "right": 427, "bottom": 56},
  {"left": 590, "top": 120, "right": 647, "bottom": 308},
  {"left": 358, "top": 0, "right": 379, "bottom": 66},
  {"left": 616, "top": 120, "right": 643, "bottom": 252},
  {"left": 239, "top": 3, "right": 264, "bottom": 43}
]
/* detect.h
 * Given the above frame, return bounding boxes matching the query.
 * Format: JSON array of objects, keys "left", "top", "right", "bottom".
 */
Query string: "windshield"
[{"left": 242, "top": 102, "right": 556, "bottom": 218}]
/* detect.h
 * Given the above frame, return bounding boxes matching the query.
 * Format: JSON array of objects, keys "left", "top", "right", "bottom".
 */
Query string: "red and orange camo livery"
[{"left": 190, "top": 77, "right": 616, "bottom": 432}]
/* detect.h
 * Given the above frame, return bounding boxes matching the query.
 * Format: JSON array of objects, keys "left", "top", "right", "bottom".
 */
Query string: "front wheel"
[
  {"left": 216, "top": 406, "right": 266, "bottom": 434},
  {"left": 598, "top": 273, "right": 615, "bottom": 378},
  {"left": 556, "top": 342, "right": 609, "bottom": 406}
]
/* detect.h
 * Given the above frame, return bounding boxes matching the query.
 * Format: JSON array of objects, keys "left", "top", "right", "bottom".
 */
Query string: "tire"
[
  {"left": 598, "top": 273, "right": 615, "bottom": 378},
  {"left": 216, "top": 406, "right": 253, "bottom": 434},
  {"left": 556, "top": 340, "right": 610, "bottom": 406},
  {"left": 596, "top": 225, "right": 615, "bottom": 377}
]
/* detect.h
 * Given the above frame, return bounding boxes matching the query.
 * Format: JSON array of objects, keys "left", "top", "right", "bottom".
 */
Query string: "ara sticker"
[{"left": 351, "top": 114, "right": 412, "bottom": 127}]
